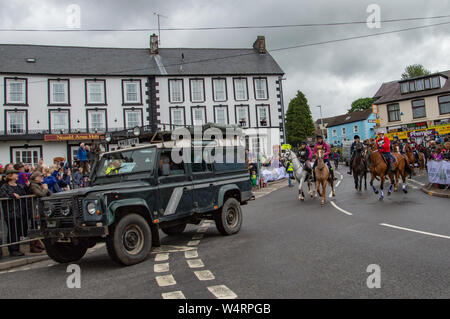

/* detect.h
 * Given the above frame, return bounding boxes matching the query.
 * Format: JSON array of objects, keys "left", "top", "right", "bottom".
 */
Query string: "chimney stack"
[
  {"left": 150, "top": 33, "right": 159, "bottom": 54},
  {"left": 253, "top": 35, "right": 267, "bottom": 54}
]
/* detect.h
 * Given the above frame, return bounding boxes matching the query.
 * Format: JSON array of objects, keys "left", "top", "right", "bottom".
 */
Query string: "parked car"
[{"left": 30, "top": 128, "right": 253, "bottom": 266}]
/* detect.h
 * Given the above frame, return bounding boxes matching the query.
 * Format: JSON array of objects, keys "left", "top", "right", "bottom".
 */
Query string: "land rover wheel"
[
  {"left": 215, "top": 198, "right": 243, "bottom": 236},
  {"left": 106, "top": 213, "right": 152, "bottom": 266},
  {"left": 161, "top": 223, "right": 187, "bottom": 236},
  {"left": 43, "top": 239, "right": 88, "bottom": 263}
]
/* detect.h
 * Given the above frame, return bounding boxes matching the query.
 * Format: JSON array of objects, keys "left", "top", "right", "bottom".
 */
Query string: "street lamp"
[{"left": 316, "top": 105, "right": 325, "bottom": 141}]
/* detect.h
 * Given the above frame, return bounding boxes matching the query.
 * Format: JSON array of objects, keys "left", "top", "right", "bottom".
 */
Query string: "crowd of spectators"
[{"left": 0, "top": 142, "right": 100, "bottom": 258}]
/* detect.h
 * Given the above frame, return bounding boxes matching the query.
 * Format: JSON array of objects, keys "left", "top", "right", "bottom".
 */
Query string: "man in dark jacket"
[
  {"left": 347, "top": 135, "right": 365, "bottom": 175},
  {"left": 77, "top": 143, "right": 88, "bottom": 175}
]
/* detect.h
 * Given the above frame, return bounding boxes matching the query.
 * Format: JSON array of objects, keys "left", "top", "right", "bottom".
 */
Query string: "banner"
[{"left": 427, "top": 160, "right": 450, "bottom": 185}]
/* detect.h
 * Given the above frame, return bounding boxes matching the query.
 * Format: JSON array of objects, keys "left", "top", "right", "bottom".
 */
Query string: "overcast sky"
[{"left": 1, "top": 0, "right": 449, "bottom": 120}]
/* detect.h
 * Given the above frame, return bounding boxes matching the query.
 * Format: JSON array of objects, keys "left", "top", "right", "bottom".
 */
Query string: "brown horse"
[
  {"left": 404, "top": 143, "right": 425, "bottom": 173},
  {"left": 314, "top": 146, "right": 335, "bottom": 205},
  {"left": 368, "top": 138, "right": 396, "bottom": 200}
]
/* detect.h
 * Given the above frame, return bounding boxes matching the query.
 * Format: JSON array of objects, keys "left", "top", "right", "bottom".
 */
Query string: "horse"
[
  {"left": 404, "top": 143, "right": 425, "bottom": 174},
  {"left": 351, "top": 142, "right": 367, "bottom": 192},
  {"left": 285, "top": 149, "right": 314, "bottom": 201},
  {"left": 368, "top": 138, "right": 396, "bottom": 200},
  {"left": 314, "top": 146, "right": 335, "bottom": 205}
]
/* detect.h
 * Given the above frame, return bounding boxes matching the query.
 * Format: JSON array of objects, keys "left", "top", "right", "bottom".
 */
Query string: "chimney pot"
[
  {"left": 150, "top": 33, "right": 159, "bottom": 54},
  {"left": 253, "top": 35, "right": 267, "bottom": 54}
]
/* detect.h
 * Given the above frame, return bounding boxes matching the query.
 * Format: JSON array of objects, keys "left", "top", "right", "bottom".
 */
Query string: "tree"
[
  {"left": 285, "top": 90, "right": 315, "bottom": 147},
  {"left": 348, "top": 97, "right": 375, "bottom": 113},
  {"left": 401, "top": 64, "right": 431, "bottom": 79}
]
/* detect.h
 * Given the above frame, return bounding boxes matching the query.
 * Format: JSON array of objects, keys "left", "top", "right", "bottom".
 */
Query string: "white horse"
[{"left": 285, "top": 149, "right": 314, "bottom": 201}]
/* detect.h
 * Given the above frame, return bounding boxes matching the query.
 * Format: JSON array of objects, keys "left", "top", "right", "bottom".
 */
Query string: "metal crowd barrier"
[{"left": 0, "top": 195, "right": 41, "bottom": 249}]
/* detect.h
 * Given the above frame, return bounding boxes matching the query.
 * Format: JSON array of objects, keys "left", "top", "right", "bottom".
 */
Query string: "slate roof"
[
  {"left": 0, "top": 44, "right": 284, "bottom": 76},
  {"left": 373, "top": 70, "right": 450, "bottom": 104},
  {"left": 323, "top": 108, "right": 373, "bottom": 128}
]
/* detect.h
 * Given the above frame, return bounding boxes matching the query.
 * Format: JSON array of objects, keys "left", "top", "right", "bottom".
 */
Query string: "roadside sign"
[
  {"left": 118, "top": 137, "right": 139, "bottom": 148},
  {"left": 372, "top": 104, "right": 378, "bottom": 114}
]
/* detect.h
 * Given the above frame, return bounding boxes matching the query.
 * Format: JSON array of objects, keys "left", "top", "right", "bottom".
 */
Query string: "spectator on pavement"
[
  {"left": 14, "top": 163, "right": 31, "bottom": 187},
  {"left": 72, "top": 166, "right": 84, "bottom": 188},
  {"left": 77, "top": 143, "right": 88, "bottom": 175}
]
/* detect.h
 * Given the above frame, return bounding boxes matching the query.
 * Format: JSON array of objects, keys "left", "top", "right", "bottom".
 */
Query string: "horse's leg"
[
  {"left": 354, "top": 172, "right": 358, "bottom": 190},
  {"left": 330, "top": 176, "right": 336, "bottom": 197},
  {"left": 379, "top": 174, "right": 385, "bottom": 200},
  {"left": 370, "top": 173, "right": 378, "bottom": 194},
  {"left": 298, "top": 177, "right": 304, "bottom": 201},
  {"left": 364, "top": 171, "right": 367, "bottom": 190},
  {"left": 359, "top": 173, "right": 363, "bottom": 192},
  {"left": 316, "top": 179, "right": 321, "bottom": 198},
  {"left": 321, "top": 181, "right": 326, "bottom": 205}
]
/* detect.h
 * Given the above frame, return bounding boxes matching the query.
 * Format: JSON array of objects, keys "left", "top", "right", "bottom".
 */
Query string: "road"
[{"left": 0, "top": 167, "right": 449, "bottom": 299}]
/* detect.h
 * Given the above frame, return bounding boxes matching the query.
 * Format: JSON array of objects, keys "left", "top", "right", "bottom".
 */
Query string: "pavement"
[
  {"left": 0, "top": 168, "right": 449, "bottom": 298},
  {"left": 421, "top": 183, "right": 450, "bottom": 198}
]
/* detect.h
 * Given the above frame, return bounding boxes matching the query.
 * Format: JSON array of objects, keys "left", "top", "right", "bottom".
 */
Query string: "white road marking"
[
  {"left": 154, "top": 263, "right": 169, "bottom": 273},
  {"left": 155, "top": 275, "right": 176, "bottom": 287},
  {"left": 187, "top": 240, "right": 201, "bottom": 246},
  {"left": 380, "top": 223, "right": 450, "bottom": 240},
  {"left": 330, "top": 201, "right": 353, "bottom": 216},
  {"left": 152, "top": 245, "right": 196, "bottom": 254},
  {"left": 194, "top": 270, "right": 215, "bottom": 281},
  {"left": 162, "top": 291, "right": 186, "bottom": 299},
  {"left": 155, "top": 253, "right": 169, "bottom": 261},
  {"left": 184, "top": 250, "right": 198, "bottom": 259},
  {"left": 207, "top": 285, "right": 238, "bottom": 299},
  {"left": 192, "top": 234, "right": 204, "bottom": 240},
  {"left": 409, "top": 179, "right": 425, "bottom": 186},
  {"left": 187, "top": 259, "right": 205, "bottom": 268},
  {"left": 336, "top": 181, "right": 341, "bottom": 187},
  {"left": 197, "top": 227, "right": 208, "bottom": 233}
]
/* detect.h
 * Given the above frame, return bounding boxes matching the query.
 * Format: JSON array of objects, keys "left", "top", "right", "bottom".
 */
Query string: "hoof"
[
  {"left": 332, "top": 192, "right": 336, "bottom": 197},
  {"left": 403, "top": 189, "right": 408, "bottom": 194},
  {"left": 374, "top": 190, "right": 379, "bottom": 194}
]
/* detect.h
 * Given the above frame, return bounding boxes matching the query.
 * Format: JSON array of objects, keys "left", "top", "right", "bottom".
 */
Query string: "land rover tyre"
[
  {"left": 43, "top": 239, "right": 88, "bottom": 263},
  {"left": 161, "top": 223, "right": 187, "bottom": 236},
  {"left": 106, "top": 213, "right": 152, "bottom": 266},
  {"left": 215, "top": 198, "right": 243, "bottom": 236}
]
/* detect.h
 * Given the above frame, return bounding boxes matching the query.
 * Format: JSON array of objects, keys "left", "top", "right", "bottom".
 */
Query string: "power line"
[
  {"left": 0, "top": 14, "right": 450, "bottom": 32},
  {"left": 1, "top": 20, "right": 449, "bottom": 88}
]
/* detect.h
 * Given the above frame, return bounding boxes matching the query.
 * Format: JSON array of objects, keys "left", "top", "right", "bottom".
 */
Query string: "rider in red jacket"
[{"left": 376, "top": 131, "right": 396, "bottom": 172}]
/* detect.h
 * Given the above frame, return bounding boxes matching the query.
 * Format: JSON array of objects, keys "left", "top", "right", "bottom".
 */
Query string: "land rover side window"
[
  {"left": 192, "top": 148, "right": 213, "bottom": 173},
  {"left": 158, "top": 151, "right": 185, "bottom": 176},
  {"left": 96, "top": 147, "right": 156, "bottom": 177}
]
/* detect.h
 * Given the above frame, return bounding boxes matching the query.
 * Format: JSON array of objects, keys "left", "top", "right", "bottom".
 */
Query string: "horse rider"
[
  {"left": 312, "top": 135, "right": 336, "bottom": 181},
  {"left": 298, "top": 141, "right": 313, "bottom": 179},
  {"left": 286, "top": 159, "right": 294, "bottom": 187},
  {"left": 409, "top": 137, "right": 421, "bottom": 163},
  {"left": 376, "top": 130, "right": 396, "bottom": 172},
  {"left": 347, "top": 135, "right": 366, "bottom": 175}
]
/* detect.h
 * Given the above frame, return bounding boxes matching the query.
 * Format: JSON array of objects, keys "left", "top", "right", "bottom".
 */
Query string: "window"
[
  {"left": 190, "top": 79, "right": 205, "bottom": 102},
  {"left": 13, "top": 147, "right": 40, "bottom": 166},
  {"left": 256, "top": 105, "right": 270, "bottom": 127},
  {"left": 169, "top": 79, "right": 184, "bottom": 103},
  {"left": 5, "top": 78, "right": 27, "bottom": 105},
  {"left": 191, "top": 106, "right": 206, "bottom": 125},
  {"left": 412, "top": 99, "right": 426, "bottom": 118},
  {"left": 124, "top": 109, "right": 142, "bottom": 128},
  {"left": 415, "top": 79, "right": 424, "bottom": 91},
  {"left": 387, "top": 103, "right": 400, "bottom": 122},
  {"left": 6, "top": 110, "right": 27, "bottom": 134},
  {"left": 424, "top": 78, "right": 431, "bottom": 89},
  {"left": 212, "top": 79, "right": 227, "bottom": 102},
  {"left": 409, "top": 81, "right": 415, "bottom": 92},
  {"left": 342, "top": 127, "right": 346, "bottom": 135},
  {"left": 251, "top": 136, "right": 267, "bottom": 155},
  {"left": 214, "top": 106, "right": 228, "bottom": 125},
  {"left": 235, "top": 105, "right": 249, "bottom": 127},
  {"left": 234, "top": 78, "right": 248, "bottom": 101},
  {"left": 158, "top": 150, "right": 185, "bottom": 176},
  {"left": 49, "top": 79, "right": 69, "bottom": 105},
  {"left": 400, "top": 82, "right": 409, "bottom": 94},
  {"left": 438, "top": 95, "right": 450, "bottom": 115},
  {"left": 332, "top": 129, "right": 337, "bottom": 137},
  {"left": 170, "top": 107, "right": 185, "bottom": 127},
  {"left": 192, "top": 148, "right": 213, "bottom": 173},
  {"left": 431, "top": 76, "right": 440, "bottom": 88},
  {"left": 122, "top": 80, "right": 142, "bottom": 104},
  {"left": 49, "top": 110, "right": 70, "bottom": 133},
  {"left": 86, "top": 80, "right": 106, "bottom": 105},
  {"left": 254, "top": 78, "right": 268, "bottom": 100},
  {"left": 87, "top": 109, "right": 107, "bottom": 132},
  {"left": 354, "top": 125, "right": 358, "bottom": 133}
]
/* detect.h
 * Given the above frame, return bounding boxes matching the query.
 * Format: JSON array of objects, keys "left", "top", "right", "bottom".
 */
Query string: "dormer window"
[
  {"left": 409, "top": 81, "right": 415, "bottom": 92},
  {"left": 424, "top": 78, "right": 431, "bottom": 89},
  {"left": 415, "top": 79, "right": 424, "bottom": 91},
  {"left": 431, "top": 76, "right": 440, "bottom": 89},
  {"left": 401, "top": 82, "right": 409, "bottom": 93}
]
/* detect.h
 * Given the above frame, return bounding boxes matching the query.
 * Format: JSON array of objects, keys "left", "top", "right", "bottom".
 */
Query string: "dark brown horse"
[
  {"left": 404, "top": 143, "right": 425, "bottom": 173},
  {"left": 351, "top": 142, "right": 367, "bottom": 191},
  {"left": 368, "top": 138, "right": 396, "bottom": 200}
]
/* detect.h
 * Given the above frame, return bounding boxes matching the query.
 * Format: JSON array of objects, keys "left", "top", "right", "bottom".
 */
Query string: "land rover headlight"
[
  {"left": 86, "top": 202, "right": 97, "bottom": 215},
  {"left": 133, "top": 126, "right": 141, "bottom": 137},
  {"left": 43, "top": 202, "right": 53, "bottom": 217}
]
